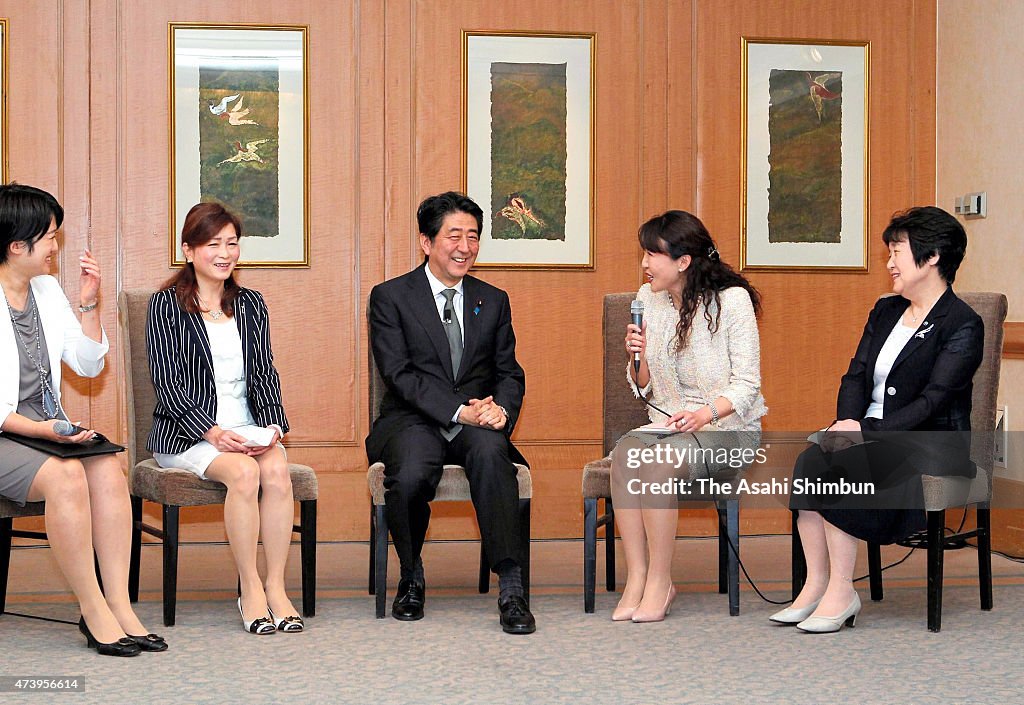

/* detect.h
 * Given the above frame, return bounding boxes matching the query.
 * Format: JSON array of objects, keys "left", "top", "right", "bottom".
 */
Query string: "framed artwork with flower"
[
  {"left": 741, "top": 38, "right": 869, "bottom": 272},
  {"left": 462, "top": 30, "right": 595, "bottom": 269},
  {"left": 169, "top": 23, "right": 309, "bottom": 267}
]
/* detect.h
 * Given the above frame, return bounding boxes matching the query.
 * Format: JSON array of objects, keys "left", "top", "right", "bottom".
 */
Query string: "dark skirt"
[{"left": 790, "top": 440, "right": 926, "bottom": 545}]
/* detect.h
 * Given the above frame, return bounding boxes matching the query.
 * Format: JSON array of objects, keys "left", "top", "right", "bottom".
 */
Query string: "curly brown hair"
[{"left": 639, "top": 210, "right": 761, "bottom": 350}]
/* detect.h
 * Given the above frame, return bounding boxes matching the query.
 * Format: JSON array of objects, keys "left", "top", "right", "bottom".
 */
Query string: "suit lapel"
[
  {"left": 865, "top": 296, "right": 906, "bottom": 372},
  {"left": 458, "top": 277, "right": 481, "bottom": 383},
  {"left": 235, "top": 294, "right": 252, "bottom": 373},
  {"left": 890, "top": 287, "right": 955, "bottom": 373},
  {"left": 183, "top": 304, "right": 214, "bottom": 379},
  {"left": 406, "top": 266, "right": 456, "bottom": 380}
]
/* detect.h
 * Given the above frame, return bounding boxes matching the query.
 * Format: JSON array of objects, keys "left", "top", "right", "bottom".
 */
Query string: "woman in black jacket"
[{"left": 771, "top": 206, "right": 983, "bottom": 633}]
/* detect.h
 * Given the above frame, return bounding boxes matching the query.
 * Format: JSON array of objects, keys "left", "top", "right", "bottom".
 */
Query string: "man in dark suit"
[{"left": 366, "top": 192, "right": 534, "bottom": 634}]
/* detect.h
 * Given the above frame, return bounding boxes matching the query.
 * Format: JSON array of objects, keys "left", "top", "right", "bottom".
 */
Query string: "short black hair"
[
  {"left": 882, "top": 206, "right": 967, "bottom": 284},
  {"left": 0, "top": 183, "right": 64, "bottom": 265},
  {"left": 416, "top": 191, "right": 483, "bottom": 241}
]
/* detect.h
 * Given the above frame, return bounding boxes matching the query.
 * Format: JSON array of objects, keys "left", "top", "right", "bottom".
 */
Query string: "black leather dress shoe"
[
  {"left": 392, "top": 579, "right": 425, "bottom": 621},
  {"left": 78, "top": 616, "right": 142, "bottom": 657},
  {"left": 498, "top": 595, "right": 536, "bottom": 634},
  {"left": 128, "top": 633, "right": 169, "bottom": 652}
]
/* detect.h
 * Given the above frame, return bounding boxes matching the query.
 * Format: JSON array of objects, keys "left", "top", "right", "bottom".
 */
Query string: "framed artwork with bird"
[
  {"left": 741, "top": 38, "right": 869, "bottom": 272},
  {"left": 169, "top": 23, "right": 309, "bottom": 267}
]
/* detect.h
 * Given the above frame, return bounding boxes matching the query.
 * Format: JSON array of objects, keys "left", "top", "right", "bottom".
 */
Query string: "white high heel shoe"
[
  {"left": 796, "top": 593, "right": 862, "bottom": 633},
  {"left": 268, "top": 607, "right": 304, "bottom": 633},
  {"left": 768, "top": 598, "right": 821, "bottom": 624},
  {"left": 238, "top": 597, "right": 276, "bottom": 635}
]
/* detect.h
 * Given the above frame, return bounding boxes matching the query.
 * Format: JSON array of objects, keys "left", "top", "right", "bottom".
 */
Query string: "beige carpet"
[{"left": 2, "top": 537, "right": 1022, "bottom": 704}]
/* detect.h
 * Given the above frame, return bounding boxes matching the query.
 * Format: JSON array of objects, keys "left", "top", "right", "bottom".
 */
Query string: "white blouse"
[
  {"left": 865, "top": 318, "right": 918, "bottom": 419},
  {"left": 204, "top": 320, "right": 255, "bottom": 429}
]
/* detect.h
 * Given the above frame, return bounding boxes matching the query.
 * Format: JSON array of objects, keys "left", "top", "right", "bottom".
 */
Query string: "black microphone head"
[{"left": 630, "top": 299, "right": 644, "bottom": 317}]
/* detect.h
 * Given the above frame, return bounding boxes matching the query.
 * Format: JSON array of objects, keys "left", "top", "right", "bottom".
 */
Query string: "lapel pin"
[
  {"left": 915, "top": 323, "right": 934, "bottom": 340},
  {"left": 474, "top": 300, "right": 482, "bottom": 316}
]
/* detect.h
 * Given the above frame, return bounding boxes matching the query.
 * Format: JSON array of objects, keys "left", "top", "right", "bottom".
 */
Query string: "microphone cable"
[{"left": 631, "top": 394, "right": 922, "bottom": 605}]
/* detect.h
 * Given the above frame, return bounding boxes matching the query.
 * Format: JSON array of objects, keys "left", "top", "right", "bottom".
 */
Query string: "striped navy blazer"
[{"left": 145, "top": 286, "right": 289, "bottom": 455}]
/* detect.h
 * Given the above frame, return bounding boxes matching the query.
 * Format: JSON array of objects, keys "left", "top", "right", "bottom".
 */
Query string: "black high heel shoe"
[
  {"left": 127, "top": 632, "right": 169, "bottom": 652},
  {"left": 78, "top": 616, "right": 142, "bottom": 657}
]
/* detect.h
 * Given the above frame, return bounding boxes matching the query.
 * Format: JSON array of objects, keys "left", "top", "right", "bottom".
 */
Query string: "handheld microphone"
[
  {"left": 54, "top": 419, "right": 84, "bottom": 436},
  {"left": 630, "top": 299, "right": 644, "bottom": 374}
]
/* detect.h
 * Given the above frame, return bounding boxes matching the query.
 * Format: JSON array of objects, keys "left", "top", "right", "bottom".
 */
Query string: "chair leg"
[
  {"left": 583, "top": 498, "right": 597, "bottom": 613},
  {"left": 300, "top": 500, "right": 317, "bottom": 618},
  {"left": 726, "top": 499, "right": 740, "bottom": 616},
  {"left": 604, "top": 497, "right": 616, "bottom": 592},
  {"left": 977, "top": 505, "right": 993, "bottom": 611},
  {"left": 162, "top": 505, "right": 179, "bottom": 627},
  {"left": 791, "top": 510, "right": 806, "bottom": 600},
  {"left": 478, "top": 542, "right": 490, "bottom": 594},
  {"left": 128, "top": 496, "right": 142, "bottom": 603},
  {"left": 868, "top": 542, "right": 884, "bottom": 601},
  {"left": 374, "top": 504, "right": 388, "bottom": 619},
  {"left": 717, "top": 502, "right": 728, "bottom": 595},
  {"left": 927, "top": 509, "right": 945, "bottom": 632},
  {"left": 520, "top": 498, "right": 531, "bottom": 605},
  {"left": 368, "top": 504, "right": 376, "bottom": 595},
  {"left": 0, "top": 517, "right": 12, "bottom": 615}
]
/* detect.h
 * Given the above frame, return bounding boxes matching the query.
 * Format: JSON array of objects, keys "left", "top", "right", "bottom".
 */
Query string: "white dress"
[{"left": 154, "top": 319, "right": 282, "bottom": 479}]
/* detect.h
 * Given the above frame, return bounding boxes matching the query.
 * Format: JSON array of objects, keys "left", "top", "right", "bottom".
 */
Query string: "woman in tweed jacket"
[{"left": 611, "top": 210, "right": 766, "bottom": 623}]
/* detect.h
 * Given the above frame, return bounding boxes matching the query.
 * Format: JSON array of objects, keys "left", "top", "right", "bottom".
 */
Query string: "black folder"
[{"left": 2, "top": 431, "right": 125, "bottom": 458}]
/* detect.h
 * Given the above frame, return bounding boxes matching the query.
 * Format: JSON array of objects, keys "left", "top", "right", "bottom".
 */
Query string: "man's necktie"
[{"left": 441, "top": 288, "right": 463, "bottom": 440}]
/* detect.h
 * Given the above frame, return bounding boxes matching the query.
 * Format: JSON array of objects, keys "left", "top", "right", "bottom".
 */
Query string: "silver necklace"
[
  {"left": 6, "top": 290, "right": 61, "bottom": 418},
  {"left": 909, "top": 291, "right": 943, "bottom": 324},
  {"left": 196, "top": 293, "right": 224, "bottom": 320}
]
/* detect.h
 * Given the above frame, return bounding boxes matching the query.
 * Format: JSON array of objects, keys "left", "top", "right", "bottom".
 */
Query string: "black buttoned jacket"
[{"left": 835, "top": 287, "right": 984, "bottom": 475}]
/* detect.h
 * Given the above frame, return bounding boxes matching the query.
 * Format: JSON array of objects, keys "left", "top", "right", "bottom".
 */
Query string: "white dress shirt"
[
  {"left": 423, "top": 265, "right": 465, "bottom": 345},
  {"left": 423, "top": 266, "right": 466, "bottom": 424}
]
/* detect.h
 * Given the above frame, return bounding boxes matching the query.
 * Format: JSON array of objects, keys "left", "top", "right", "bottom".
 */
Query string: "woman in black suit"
[
  {"left": 146, "top": 202, "right": 302, "bottom": 634},
  {"left": 772, "top": 206, "right": 983, "bottom": 633}
]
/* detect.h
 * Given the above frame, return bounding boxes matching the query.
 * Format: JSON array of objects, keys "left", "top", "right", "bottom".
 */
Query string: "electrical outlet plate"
[{"left": 994, "top": 406, "right": 1007, "bottom": 468}]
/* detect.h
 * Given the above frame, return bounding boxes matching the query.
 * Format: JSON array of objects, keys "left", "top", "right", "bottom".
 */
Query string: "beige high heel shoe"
[
  {"left": 796, "top": 593, "right": 862, "bottom": 633},
  {"left": 769, "top": 598, "right": 821, "bottom": 625},
  {"left": 631, "top": 584, "right": 677, "bottom": 623},
  {"left": 612, "top": 600, "right": 641, "bottom": 621}
]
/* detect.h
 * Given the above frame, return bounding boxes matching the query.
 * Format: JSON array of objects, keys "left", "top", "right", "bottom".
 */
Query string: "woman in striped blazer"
[{"left": 146, "top": 202, "right": 302, "bottom": 634}]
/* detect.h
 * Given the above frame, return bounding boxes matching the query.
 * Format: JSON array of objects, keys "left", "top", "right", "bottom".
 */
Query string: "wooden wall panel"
[
  {"left": 114, "top": 0, "right": 360, "bottom": 453},
  {"left": 694, "top": 0, "right": 937, "bottom": 431},
  {"left": 5, "top": 0, "right": 938, "bottom": 545}
]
